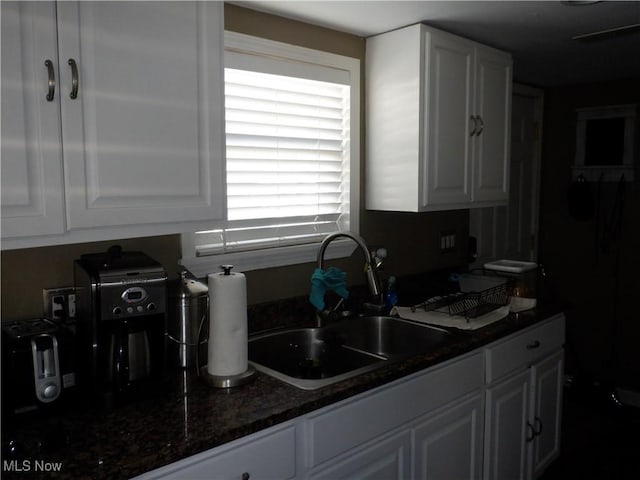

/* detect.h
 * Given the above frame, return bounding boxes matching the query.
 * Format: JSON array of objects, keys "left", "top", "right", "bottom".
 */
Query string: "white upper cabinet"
[
  {"left": 473, "top": 47, "right": 513, "bottom": 203},
  {"left": 366, "top": 24, "right": 512, "bottom": 212},
  {"left": 1, "top": 1, "right": 225, "bottom": 248},
  {"left": 1, "top": 2, "right": 66, "bottom": 238},
  {"left": 57, "top": 1, "right": 225, "bottom": 229},
  {"left": 423, "top": 30, "right": 475, "bottom": 208}
]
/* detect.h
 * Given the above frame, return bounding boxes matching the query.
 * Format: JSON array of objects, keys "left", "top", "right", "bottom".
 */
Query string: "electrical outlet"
[
  {"left": 440, "top": 231, "right": 457, "bottom": 253},
  {"left": 43, "top": 287, "right": 76, "bottom": 321}
]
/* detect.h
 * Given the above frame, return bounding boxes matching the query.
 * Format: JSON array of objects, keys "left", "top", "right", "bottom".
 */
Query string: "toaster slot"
[{"left": 31, "top": 334, "right": 61, "bottom": 403}]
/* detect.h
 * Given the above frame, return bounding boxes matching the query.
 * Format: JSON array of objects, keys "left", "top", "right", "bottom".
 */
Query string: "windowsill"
[{"left": 180, "top": 239, "right": 357, "bottom": 278}]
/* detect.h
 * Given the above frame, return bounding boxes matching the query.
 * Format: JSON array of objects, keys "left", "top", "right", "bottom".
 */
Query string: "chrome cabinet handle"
[
  {"left": 45, "top": 60, "right": 55, "bottom": 101},
  {"left": 68, "top": 58, "right": 78, "bottom": 99},
  {"left": 475, "top": 115, "right": 484, "bottom": 136},
  {"left": 469, "top": 116, "right": 477, "bottom": 136},
  {"left": 526, "top": 340, "right": 541, "bottom": 350},
  {"left": 534, "top": 416, "right": 543, "bottom": 436},
  {"left": 526, "top": 421, "right": 536, "bottom": 442}
]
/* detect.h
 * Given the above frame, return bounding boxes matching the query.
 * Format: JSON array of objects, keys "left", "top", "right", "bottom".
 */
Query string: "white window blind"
[
  {"left": 195, "top": 68, "right": 352, "bottom": 255},
  {"left": 182, "top": 32, "right": 360, "bottom": 274}
]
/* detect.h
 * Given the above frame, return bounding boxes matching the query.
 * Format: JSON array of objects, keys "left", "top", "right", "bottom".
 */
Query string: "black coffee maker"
[{"left": 74, "top": 247, "right": 167, "bottom": 406}]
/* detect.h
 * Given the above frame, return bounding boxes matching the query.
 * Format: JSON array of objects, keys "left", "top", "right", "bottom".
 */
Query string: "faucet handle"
[{"left": 370, "top": 247, "right": 387, "bottom": 270}]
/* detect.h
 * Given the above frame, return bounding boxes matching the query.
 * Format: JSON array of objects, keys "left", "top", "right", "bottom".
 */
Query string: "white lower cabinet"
[
  {"left": 414, "top": 392, "right": 484, "bottom": 480},
  {"left": 484, "top": 368, "right": 532, "bottom": 480},
  {"left": 530, "top": 351, "right": 564, "bottom": 478},
  {"left": 483, "top": 316, "right": 565, "bottom": 480},
  {"left": 137, "top": 315, "right": 564, "bottom": 480}
]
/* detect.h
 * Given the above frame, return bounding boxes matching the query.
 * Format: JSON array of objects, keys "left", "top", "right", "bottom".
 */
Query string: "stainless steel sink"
[
  {"left": 329, "top": 315, "right": 452, "bottom": 357},
  {"left": 248, "top": 316, "right": 454, "bottom": 390}
]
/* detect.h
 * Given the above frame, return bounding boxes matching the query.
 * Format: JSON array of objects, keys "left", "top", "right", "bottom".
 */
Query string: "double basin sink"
[{"left": 248, "top": 315, "right": 458, "bottom": 390}]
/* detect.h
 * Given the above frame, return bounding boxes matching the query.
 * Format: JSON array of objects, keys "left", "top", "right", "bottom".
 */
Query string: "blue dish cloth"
[{"left": 309, "top": 267, "right": 349, "bottom": 311}]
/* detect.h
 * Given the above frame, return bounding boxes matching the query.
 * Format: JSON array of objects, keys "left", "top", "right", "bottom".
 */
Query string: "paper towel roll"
[{"left": 207, "top": 269, "right": 248, "bottom": 376}]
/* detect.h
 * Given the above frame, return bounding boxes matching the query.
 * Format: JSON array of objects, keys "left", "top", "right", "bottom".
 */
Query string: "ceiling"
[{"left": 232, "top": 1, "right": 640, "bottom": 87}]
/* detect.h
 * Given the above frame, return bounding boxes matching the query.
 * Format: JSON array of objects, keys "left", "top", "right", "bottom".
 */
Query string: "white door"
[
  {"left": 484, "top": 369, "right": 532, "bottom": 480},
  {"left": 423, "top": 30, "right": 474, "bottom": 208},
  {"left": 504, "top": 88, "right": 541, "bottom": 260},
  {"left": 1, "top": 1, "right": 66, "bottom": 238},
  {"left": 472, "top": 46, "right": 512, "bottom": 204},
  {"left": 531, "top": 351, "right": 564, "bottom": 478},
  {"left": 470, "top": 85, "right": 542, "bottom": 266},
  {"left": 414, "top": 393, "right": 484, "bottom": 480},
  {"left": 57, "top": 1, "right": 225, "bottom": 230}
]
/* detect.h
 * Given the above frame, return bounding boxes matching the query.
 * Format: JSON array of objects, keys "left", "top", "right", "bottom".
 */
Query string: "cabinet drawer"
[
  {"left": 136, "top": 422, "right": 296, "bottom": 480},
  {"left": 485, "top": 315, "right": 565, "bottom": 383},
  {"left": 306, "top": 351, "right": 483, "bottom": 467}
]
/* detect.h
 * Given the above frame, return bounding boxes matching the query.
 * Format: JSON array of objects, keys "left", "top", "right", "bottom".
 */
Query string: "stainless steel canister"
[{"left": 169, "top": 271, "right": 209, "bottom": 369}]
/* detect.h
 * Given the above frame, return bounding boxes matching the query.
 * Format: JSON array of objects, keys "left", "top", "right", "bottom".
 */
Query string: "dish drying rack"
[{"left": 410, "top": 278, "right": 512, "bottom": 320}]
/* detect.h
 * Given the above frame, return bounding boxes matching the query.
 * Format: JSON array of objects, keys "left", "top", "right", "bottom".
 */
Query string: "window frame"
[
  {"left": 572, "top": 104, "right": 636, "bottom": 182},
  {"left": 180, "top": 32, "right": 361, "bottom": 277}
]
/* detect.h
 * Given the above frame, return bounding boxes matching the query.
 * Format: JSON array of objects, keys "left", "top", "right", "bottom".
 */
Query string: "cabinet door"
[
  {"left": 414, "top": 392, "right": 484, "bottom": 480},
  {"left": 531, "top": 351, "right": 564, "bottom": 478},
  {"left": 308, "top": 430, "right": 411, "bottom": 480},
  {"left": 1, "top": 1, "right": 66, "bottom": 238},
  {"left": 484, "top": 369, "right": 531, "bottom": 480},
  {"left": 57, "top": 1, "right": 225, "bottom": 230},
  {"left": 472, "top": 46, "right": 512, "bottom": 204},
  {"left": 423, "top": 30, "right": 474, "bottom": 208}
]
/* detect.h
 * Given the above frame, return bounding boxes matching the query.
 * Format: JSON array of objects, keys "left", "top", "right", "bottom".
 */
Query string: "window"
[
  {"left": 573, "top": 104, "right": 636, "bottom": 182},
  {"left": 181, "top": 32, "right": 360, "bottom": 276}
]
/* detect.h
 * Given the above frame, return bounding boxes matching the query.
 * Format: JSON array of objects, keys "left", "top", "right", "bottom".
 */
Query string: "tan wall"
[
  {"left": 1, "top": 5, "right": 469, "bottom": 322},
  {"left": 1, "top": 236, "right": 182, "bottom": 321}
]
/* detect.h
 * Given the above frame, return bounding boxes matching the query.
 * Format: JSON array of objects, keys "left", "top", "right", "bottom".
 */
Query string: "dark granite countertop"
[{"left": 2, "top": 303, "right": 563, "bottom": 479}]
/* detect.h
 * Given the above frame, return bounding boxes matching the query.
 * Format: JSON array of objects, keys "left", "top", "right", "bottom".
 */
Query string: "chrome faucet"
[{"left": 316, "top": 232, "right": 384, "bottom": 322}]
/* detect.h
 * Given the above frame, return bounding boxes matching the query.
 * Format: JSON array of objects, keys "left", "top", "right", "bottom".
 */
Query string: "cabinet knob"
[
  {"left": 241, "top": 473, "right": 250, "bottom": 480},
  {"left": 45, "top": 60, "right": 55, "bottom": 102},
  {"left": 526, "top": 340, "right": 541, "bottom": 350}
]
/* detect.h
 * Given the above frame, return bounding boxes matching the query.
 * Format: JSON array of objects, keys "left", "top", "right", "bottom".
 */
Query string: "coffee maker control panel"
[{"left": 100, "top": 278, "right": 167, "bottom": 321}]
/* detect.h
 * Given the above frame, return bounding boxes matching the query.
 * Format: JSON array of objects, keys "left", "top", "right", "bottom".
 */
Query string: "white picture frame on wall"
[{"left": 573, "top": 104, "right": 636, "bottom": 182}]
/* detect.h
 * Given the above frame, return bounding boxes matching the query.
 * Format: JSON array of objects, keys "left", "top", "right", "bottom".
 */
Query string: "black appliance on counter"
[
  {"left": 74, "top": 248, "right": 168, "bottom": 406},
  {"left": 1, "top": 318, "right": 76, "bottom": 419}
]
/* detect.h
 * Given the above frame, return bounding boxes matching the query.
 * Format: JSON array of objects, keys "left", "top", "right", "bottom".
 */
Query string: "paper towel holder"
[
  {"left": 200, "top": 365, "right": 256, "bottom": 388},
  {"left": 200, "top": 264, "right": 256, "bottom": 388}
]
